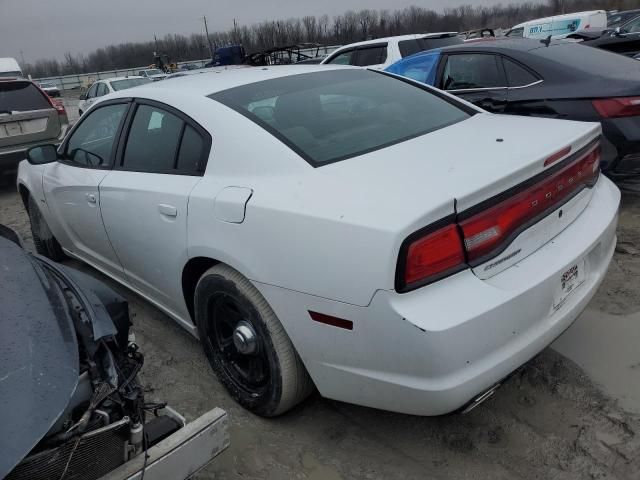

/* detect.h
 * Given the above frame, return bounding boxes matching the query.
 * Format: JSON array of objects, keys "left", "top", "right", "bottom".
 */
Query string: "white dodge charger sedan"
[{"left": 17, "top": 65, "right": 620, "bottom": 417}]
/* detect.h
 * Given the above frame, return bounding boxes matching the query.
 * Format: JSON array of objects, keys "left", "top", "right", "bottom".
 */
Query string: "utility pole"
[
  {"left": 203, "top": 16, "right": 215, "bottom": 60},
  {"left": 19, "top": 50, "right": 25, "bottom": 66},
  {"left": 233, "top": 18, "right": 239, "bottom": 44}
]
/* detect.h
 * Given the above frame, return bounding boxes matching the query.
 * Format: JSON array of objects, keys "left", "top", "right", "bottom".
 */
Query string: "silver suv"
[{"left": 0, "top": 79, "right": 68, "bottom": 177}]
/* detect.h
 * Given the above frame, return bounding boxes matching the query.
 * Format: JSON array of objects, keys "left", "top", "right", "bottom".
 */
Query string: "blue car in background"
[{"left": 384, "top": 38, "right": 640, "bottom": 178}]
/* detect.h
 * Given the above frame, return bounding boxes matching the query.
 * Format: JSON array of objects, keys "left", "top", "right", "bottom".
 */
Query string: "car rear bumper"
[{"left": 255, "top": 176, "right": 620, "bottom": 415}]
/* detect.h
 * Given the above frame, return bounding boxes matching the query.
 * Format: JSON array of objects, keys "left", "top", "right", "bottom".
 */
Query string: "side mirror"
[
  {"left": 26, "top": 145, "right": 58, "bottom": 165},
  {"left": 614, "top": 27, "right": 622, "bottom": 36},
  {"left": 79, "top": 93, "right": 86, "bottom": 100}
]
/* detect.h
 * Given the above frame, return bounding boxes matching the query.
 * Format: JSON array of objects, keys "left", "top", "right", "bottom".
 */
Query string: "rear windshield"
[
  {"left": 210, "top": 69, "right": 470, "bottom": 166},
  {"left": 111, "top": 78, "right": 151, "bottom": 91},
  {"left": 0, "top": 81, "right": 51, "bottom": 112},
  {"left": 145, "top": 69, "right": 162, "bottom": 76},
  {"left": 399, "top": 36, "right": 462, "bottom": 58}
]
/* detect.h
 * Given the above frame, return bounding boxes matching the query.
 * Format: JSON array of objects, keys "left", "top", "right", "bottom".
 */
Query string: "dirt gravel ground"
[{"left": 2, "top": 181, "right": 640, "bottom": 480}]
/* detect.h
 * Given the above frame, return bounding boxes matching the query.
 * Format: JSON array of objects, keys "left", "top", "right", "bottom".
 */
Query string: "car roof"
[
  {"left": 334, "top": 32, "right": 458, "bottom": 49},
  {"left": 437, "top": 37, "right": 571, "bottom": 54},
  {"left": 109, "top": 65, "right": 351, "bottom": 100}
]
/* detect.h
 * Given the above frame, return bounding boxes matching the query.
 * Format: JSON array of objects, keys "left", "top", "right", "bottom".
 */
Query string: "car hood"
[{"left": 0, "top": 229, "right": 79, "bottom": 478}]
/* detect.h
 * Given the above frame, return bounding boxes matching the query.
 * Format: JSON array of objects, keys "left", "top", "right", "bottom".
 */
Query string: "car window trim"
[
  {"left": 58, "top": 99, "right": 133, "bottom": 170},
  {"left": 114, "top": 98, "right": 212, "bottom": 176}
]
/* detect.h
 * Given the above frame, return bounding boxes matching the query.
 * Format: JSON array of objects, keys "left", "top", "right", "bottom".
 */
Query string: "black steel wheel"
[{"left": 194, "top": 264, "right": 313, "bottom": 416}]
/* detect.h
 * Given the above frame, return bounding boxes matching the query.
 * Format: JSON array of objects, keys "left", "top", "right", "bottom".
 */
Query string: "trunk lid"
[{"left": 324, "top": 113, "right": 601, "bottom": 280}]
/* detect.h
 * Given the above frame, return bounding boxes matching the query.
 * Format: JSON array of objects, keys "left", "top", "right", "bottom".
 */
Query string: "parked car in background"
[
  {"left": 505, "top": 10, "right": 607, "bottom": 39},
  {"left": 607, "top": 9, "right": 640, "bottom": 28},
  {"left": 570, "top": 14, "right": 640, "bottom": 58},
  {"left": 0, "top": 78, "right": 68, "bottom": 178},
  {"left": 320, "top": 33, "right": 461, "bottom": 69},
  {"left": 295, "top": 56, "right": 326, "bottom": 64},
  {"left": 78, "top": 76, "right": 151, "bottom": 115},
  {"left": 386, "top": 38, "right": 640, "bottom": 177},
  {"left": 0, "top": 57, "right": 23, "bottom": 78},
  {"left": 0, "top": 225, "right": 229, "bottom": 480},
  {"left": 17, "top": 66, "right": 619, "bottom": 417},
  {"left": 38, "top": 81, "right": 60, "bottom": 97},
  {"left": 138, "top": 68, "right": 167, "bottom": 81}
]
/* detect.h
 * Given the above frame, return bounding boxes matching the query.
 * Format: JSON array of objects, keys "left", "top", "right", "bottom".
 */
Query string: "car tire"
[
  {"left": 28, "top": 196, "right": 67, "bottom": 261},
  {"left": 194, "top": 264, "right": 313, "bottom": 416}
]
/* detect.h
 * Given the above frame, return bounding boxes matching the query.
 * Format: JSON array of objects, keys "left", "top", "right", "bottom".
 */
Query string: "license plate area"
[{"left": 553, "top": 259, "right": 586, "bottom": 312}]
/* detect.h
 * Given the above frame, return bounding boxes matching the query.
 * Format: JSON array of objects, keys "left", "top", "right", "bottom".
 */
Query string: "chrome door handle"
[
  {"left": 158, "top": 204, "right": 177, "bottom": 217},
  {"left": 86, "top": 193, "right": 97, "bottom": 204}
]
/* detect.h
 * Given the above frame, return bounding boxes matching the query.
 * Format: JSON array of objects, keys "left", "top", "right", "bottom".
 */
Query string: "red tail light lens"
[
  {"left": 460, "top": 143, "right": 600, "bottom": 264},
  {"left": 50, "top": 98, "right": 66, "bottom": 115},
  {"left": 592, "top": 97, "right": 640, "bottom": 118},
  {"left": 396, "top": 141, "right": 601, "bottom": 292},
  {"left": 398, "top": 222, "right": 465, "bottom": 290}
]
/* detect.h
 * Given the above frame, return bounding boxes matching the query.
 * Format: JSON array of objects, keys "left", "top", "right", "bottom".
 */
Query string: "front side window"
[
  {"left": 326, "top": 50, "right": 355, "bottom": 65},
  {"left": 623, "top": 16, "right": 640, "bottom": 33},
  {"left": 65, "top": 103, "right": 127, "bottom": 167},
  {"left": 506, "top": 27, "right": 524, "bottom": 37},
  {"left": 442, "top": 54, "right": 504, "bottom": 90},
  {"left": 211, "top": 69, "right": 471, "bottom": 166},
  {"left": 354, "top": 45, "right": 388, "bottom": 66},
  {"left": 97, "top": 83, "right": 108, "bottom": 97},
  {"left": 86, "top": 83, "right": 98, "bottom": 99}
]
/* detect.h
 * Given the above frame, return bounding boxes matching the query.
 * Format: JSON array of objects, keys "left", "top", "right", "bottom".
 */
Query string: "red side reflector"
[
  {"left": 309, "top": 311, "right": 353, "bottom": 330},
  {"left": 544, "top": 146, "right": 571, "bottom": 166},
  {"left": 592, "top": 97, "right": 640, "bottom": 118}
]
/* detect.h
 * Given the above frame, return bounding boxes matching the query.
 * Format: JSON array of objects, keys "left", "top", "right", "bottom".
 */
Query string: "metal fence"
[{"left": 33, "top": 45, "right": 340, "bottom": 91}]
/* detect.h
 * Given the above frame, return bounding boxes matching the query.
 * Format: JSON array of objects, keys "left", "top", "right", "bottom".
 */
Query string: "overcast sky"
[{"left": 0, "top": 0, "right": 540, "bottom": 63}]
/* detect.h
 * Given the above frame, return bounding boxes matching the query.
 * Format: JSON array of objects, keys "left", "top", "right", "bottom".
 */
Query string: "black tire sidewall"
[{"left": 194, "top": 272, "right": 284, "bottom": 416}]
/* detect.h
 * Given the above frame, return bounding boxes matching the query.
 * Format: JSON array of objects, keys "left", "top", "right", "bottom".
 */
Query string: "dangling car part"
[{"left": 0, "top": 225, "right": 229, "bottom": 480}]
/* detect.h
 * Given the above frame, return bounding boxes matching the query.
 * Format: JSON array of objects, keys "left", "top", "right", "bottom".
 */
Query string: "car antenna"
[{"left": 540, "top": 35, "right": 552, "bottom": 47}]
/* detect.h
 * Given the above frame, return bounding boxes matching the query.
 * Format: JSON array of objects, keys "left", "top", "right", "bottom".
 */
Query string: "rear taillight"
[
  {"left": 50, "top": 98, "right": 66, "bottom": 115},
  {"left": 592, "top": 97, "right": 640, "bottom": 118},
  {"left": 396, "top": 141, "right": 601, "bottom": 292}
]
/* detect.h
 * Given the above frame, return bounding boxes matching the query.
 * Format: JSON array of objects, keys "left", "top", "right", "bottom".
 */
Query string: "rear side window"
[
  {"left": 326, "top": 49, "right": 355, "bottom": 65},
  {"left": 506, "top": 27, "right": 524, "bottom": 37},
  {"left": 386, "top": 51, "right": 440, "bottom": 85},
  {"left": 65, "top": 104, "right": 127, "bottom": 167},
  {"left": 0, "top": 82, "right": 50, "bottom": 112},
  {"left": 442, "top": 54, "right": 504, "bottom": 90},
  {"left": 504, "top": 58, "right": 539, "bottom": 87},
  {"left": 354, "top": 45, "right": 387, "bottom": 66},
  {"left": 210, "top": 69, "right": 471, "bottom": 166},
  {"left": 97, "top": 83, "right": 108, "bottom": 97},
  {"left": 123, "top": 105, "right": 183, "bottom": 172},
  {"left": 122, "top": 104, "right": 207, "bottom": 174}
]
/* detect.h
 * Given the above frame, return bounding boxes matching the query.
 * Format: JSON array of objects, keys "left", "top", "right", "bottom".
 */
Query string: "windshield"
[
  {"left": 0, "top": 71, "right": 23, "bottom": 78},
  {"left": 0, "top": 81, "right": 51, "bottom": 112},
  {"left": 145, "top": 69, "right": 162, "bottom": 76},
  {"left": 110, "top": 78, "right": 151, "bottom": 91},
  {"left": 40, "top": 83, "right": 55, "bottom": 88},
  {"left": 210, "top": 69, "right": 470, "bottom": 166}
]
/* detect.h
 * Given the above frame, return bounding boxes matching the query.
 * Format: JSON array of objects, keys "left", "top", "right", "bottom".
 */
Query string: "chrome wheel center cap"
[{"left": 233, "top": 321, "right": 257, "bottom": 355}]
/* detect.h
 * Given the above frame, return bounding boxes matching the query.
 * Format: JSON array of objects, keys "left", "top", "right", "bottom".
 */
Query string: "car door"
[
  {"left": 42, "top": 101, "right": 130, "bottom": 277},
  {"left": 438, "top": 53, "right": 508, "bottom": 113},
  {"left": 99, "top": 100, "right": 210, "bottom": 319}
]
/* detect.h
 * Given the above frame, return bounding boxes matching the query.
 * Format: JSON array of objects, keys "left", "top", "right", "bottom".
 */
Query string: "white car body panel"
[
  {"left": 17, "top": 65, "right": 620, "bottom": 415},
  {"left": 508, "top": 10, "right": 607, "bottom": 39}
]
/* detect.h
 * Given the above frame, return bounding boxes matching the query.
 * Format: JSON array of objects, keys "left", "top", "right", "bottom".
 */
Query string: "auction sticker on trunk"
[{"left": 553, "top": 260, "right": 586, "bottom": 311}]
